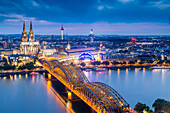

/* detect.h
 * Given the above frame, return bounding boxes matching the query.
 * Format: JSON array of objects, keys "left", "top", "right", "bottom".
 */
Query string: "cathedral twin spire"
[{"left": 22, "top": 21, "right": 35, "bottom": 42}]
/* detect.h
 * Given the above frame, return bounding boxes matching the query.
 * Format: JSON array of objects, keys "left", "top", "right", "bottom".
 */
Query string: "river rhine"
[{"left": 0, "top": 68, "right": 169, "bottom": 113}]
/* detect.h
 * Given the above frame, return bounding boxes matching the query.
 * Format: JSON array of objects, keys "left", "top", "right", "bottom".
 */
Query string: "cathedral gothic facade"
[{"left": 20, "top": 21, "right": 40, "bottom": 56}]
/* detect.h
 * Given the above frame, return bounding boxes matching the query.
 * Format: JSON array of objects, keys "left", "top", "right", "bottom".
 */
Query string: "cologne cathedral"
[{"left": 20, "top": 21, "right": 40, "bottom": 56}]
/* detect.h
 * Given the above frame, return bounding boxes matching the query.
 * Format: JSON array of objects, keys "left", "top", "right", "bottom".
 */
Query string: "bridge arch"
[
  {"left": 74, "top": 83, "right": 105, "bottom": 111},
  {"left": 39, "top": 59, "right": 133, "bottom": 113},
  {"left": 92, "top": 82, "right": 129, "bottom": 108}
]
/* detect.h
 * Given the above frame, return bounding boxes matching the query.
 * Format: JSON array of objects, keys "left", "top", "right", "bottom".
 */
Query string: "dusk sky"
[{"left": 0, "top": 0, "right": 170, "bottom": 35}]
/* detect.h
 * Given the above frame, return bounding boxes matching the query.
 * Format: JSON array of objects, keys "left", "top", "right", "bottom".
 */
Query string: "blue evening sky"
[{"left": 0, "top": 0, "right": 170, "bottom": 35}]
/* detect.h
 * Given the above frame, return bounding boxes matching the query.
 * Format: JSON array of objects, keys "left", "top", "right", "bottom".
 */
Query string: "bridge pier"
[
  {"left": 67, "top": 91, "right": 72, "bottom": 100},
  {"left": 44, "top": 73, "right": 56, "bottom": 80},
  {"left": 48, "top": 73, "right": 51, "bottom": 79},
  {"left": 66, "top": 89, "right": 80, "bottom": 101}
]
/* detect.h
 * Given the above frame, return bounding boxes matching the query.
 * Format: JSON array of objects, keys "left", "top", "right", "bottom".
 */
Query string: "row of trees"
[
  {"left": 0, "top": 56, "right": 37, "bottom": 71},
  {"left": 1, "top": 57, "right": 7, "bottom": 62},
  {"left": 85, "top": 61, "right": 136, "bottom": 66},
  {"left": 80, "top": 60, "right": 170, "bottom": 67},
  {"left": 0, "top": 63, "right": 16, "bottom": 70},
  {"left": 80, "top": 61, "right": 137, "bottom": 67},
  {"left": 18, "top": 62, "right": 35, "bottom": 70},
  {"left": 138, "top": 59, "right": 170, "bottom": 65},
  {"left": 134, "top": 98, "right": 170, "bottom": 113},
  {"left": 0, "top": 62, "right": 35, "bottom": 71}
]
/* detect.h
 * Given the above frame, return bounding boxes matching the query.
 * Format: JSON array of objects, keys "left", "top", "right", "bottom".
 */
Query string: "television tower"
[
  {"left": 61, "top": 24, "right": 64, "bottom": 40},
  {"left": 89, "top": 29, "right": 94, "bottom": 43}
]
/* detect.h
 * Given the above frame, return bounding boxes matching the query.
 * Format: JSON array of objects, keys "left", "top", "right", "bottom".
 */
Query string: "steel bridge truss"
[{"left": 40, "top": 59, "right": 133, "bottom": 113}]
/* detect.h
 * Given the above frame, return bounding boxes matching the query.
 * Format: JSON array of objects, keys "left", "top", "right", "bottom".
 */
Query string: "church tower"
[
  {"left": 29, "top": 21, "right": 35, "bottom": 42},
  {"left": 66, "top": 42, "right": 71, "bottom": 50},
  {"left": 20, "top": 21, "right": 40, "bottom": 56},
  {"left": 21, "top": 21, "right": 27, "bottom": 42}
]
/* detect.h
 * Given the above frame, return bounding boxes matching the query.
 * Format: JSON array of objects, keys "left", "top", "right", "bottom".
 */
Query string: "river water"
[
  {"left": 0, "top": 68, "right": 169, "bottom": 113},
  {"left": 0, "top": 75, "right": 71, "bottom": 113},
  {"left": 84, "top": 68, "right": 170, "bottom": 109}
]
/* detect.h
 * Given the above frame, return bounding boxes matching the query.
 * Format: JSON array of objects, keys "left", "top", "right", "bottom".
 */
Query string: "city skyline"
[{"left": 0, "top": 0, "right": 170, "bottom": 35}]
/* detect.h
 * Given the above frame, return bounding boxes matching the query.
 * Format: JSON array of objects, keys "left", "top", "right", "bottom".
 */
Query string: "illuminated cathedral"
[{"left": 20, "top": 21, "right": 40, "bottom": 56}]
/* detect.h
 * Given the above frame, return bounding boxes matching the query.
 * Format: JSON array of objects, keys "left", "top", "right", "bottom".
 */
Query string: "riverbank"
[
  {"left": 80, "top": 64, "right": 157, "bottom": 70},
  {"left": 0, "top": 69, "right": 47, "bottom": 77}
]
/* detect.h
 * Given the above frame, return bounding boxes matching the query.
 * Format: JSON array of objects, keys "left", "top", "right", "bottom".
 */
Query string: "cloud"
[
  {"left": 0, "top": 0, "right": 170, "bottom": 35},
  {"left": 118, "top": 0, "right": 134, "bottom": 3},
  {"left": 98, "top": 6, "right": 105, "bottom": 10},
  {"left": 0, "top": 13, "right": 58, "bottom": 25},
  {"left": 0, "top": 0, "right": 169, "bottom": 23},
  {"left": 149, "top": 0, "right": 170, "bottom": 9},
  {"left": 32, "top": 0, "right": 40, "bottom": 7},
  {"left": 1, "top": 21, "right": 170, "bottom": 35},
  {"left": 4, "top": 19, "right": 20, "bottom": 22},
  {"left": 0, "top": 14, "right": 36, "bottom": 21}
]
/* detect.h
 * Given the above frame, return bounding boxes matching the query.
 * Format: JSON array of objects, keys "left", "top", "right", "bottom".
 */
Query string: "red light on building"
[
  {"left": 61, "top": 27, "right": 64, "bottom": 30},
  {"left": 131, "top": 38, "right": 136, "bottom": 41},
  {"left": 61, "top": 24, "right": 64, "bottom": 31}
]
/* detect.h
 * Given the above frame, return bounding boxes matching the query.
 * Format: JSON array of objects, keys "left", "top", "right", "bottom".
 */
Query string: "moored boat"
[
  {"left": 30, "top": 72, "right": 39, "bottom": 75},
  {"left": 92, "top": 67, "right": 108, "bottom": 72},
  {"left": 151, "top": 66, "right": 170, "bottom": 69},
  {"left": 96, "top": 68, "right": 108, "bottom": 72}
]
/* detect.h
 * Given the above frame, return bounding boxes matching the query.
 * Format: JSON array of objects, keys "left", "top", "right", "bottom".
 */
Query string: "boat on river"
[
  {"left": 30, "top": 72, "right": 39, "bottom": 75},
  {"left": 92, "top": 67, "right": 108, "bottom": 72},
  {"left": 151, "top": 66, "right": 170, "bottom": 69}
]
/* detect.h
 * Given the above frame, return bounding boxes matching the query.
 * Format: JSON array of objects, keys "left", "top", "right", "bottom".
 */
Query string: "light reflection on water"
[
  {"left": 0, "top": 69, "right": 169, "bottom": 112},
  {"left": 84, "top": 69, "right": 170, "bottom": 109},
  {"left": 0, "top": 74, "right": 73, "bottom": 113}
]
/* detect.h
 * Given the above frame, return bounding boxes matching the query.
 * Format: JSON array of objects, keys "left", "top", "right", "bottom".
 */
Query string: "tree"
[
  {"left": 0, "top": 66, "right": 3, "bottom": 70},
  {"left": 122, "top": 61, "right": 126, "bottom": 65},
  {"left": 112, "top": 61, "right": 119, "bottom": 65},
  {"left": 157, "top": 60, "right": 164, "bottom": 64},
  {"left": 139, "top": 61, "right": 144, "bottom": 65},
  {"left": 146, "top": 60, "right": 154, "bottom": 63},
  {"left": 70, "top": 62, "right": 73, "bottom": 65},
  {"left": 33, "top": 58, "right": 36, "bottom": 64},
  {"left": 102, "top": 61, "right": 109, "bottom": 66},
  {"left": 18, "top": 62, "right": 35, "bottom": 70},
  {"left": 18, "top": 65, "right": 26, "bottom": 70},
  {"left": 91, "top": 61, "right": 101, "bottom": 66},
  {"left": 128, "top": 61, "right": 135, "bottom": 64},
  {"left": 11, "top": 65, "right": 16, "bottom": 70},
  {"left": 166, "top": 60, "right": 170, "bottom": 64},
  {"left": 80, "top": 62, "right": 86, "bottom": 67},
  {"left": 152, "top": 98, "right": 170, "bottom": 113},
  {"left": 25, "top": 62, "right": 34, "bottom": 70},
  {"left": 18, "top": 60, "right": 22, "bottom": 63},
  {"left": 3, "top": 63, "right": 16, "bottom": 70},
  {"left": 134, "top": 102, "right": 153, "bottom": 113},
  {"left": 2, "top": 57, "right": 7, "bottom": 62}
]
